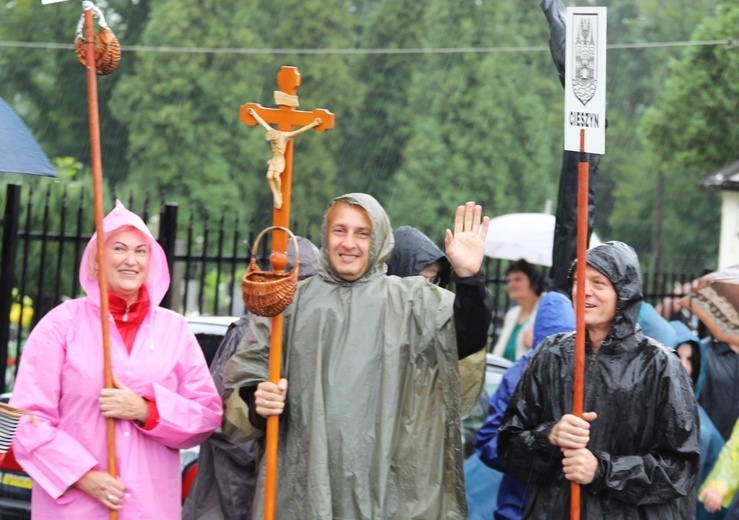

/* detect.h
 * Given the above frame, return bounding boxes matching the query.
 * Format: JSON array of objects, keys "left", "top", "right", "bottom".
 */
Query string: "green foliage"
[
  {"left": 0, "top": 0, "right": 733, "bottom": 276},
  {"left": 386, "top": 0, "right": 560, "bottom": 238},
  {"left": 0, "top": 0, "right": 151, "bottom": 184},
  {"left": 639, "top": 0, "right": 738, "bottom": 270}
]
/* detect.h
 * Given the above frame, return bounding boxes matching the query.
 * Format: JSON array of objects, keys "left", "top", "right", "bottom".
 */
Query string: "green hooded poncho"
[{"left": 225, "top": 193, "right": 469, "bottom": 519}]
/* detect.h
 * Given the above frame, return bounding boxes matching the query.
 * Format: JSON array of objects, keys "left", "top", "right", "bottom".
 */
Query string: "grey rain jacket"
[
  {"left": 183, "top": 237, "right": 320, "bottom": 520},
  {"left": 224, "top": 193, "right": 491, "bottom": 519},
  {"left": 386, "top": 225, "right": 485, "bottom": 418},
  {"left": 498, "top": 241, "right": 700, "bottom": 519}
]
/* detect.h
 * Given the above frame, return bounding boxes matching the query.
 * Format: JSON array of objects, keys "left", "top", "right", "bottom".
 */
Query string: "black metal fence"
[{"left": 0, "top": 182, "right": 704, "bottom": 392}]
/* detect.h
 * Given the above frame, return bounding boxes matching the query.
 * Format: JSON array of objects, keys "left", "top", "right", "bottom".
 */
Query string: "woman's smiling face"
[{"left": 104, "top": 227, "right": 150, "bottom": 303}]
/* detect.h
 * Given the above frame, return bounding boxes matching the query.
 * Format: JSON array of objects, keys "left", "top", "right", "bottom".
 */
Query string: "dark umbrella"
[{"left": 0, "top": 98, "right": 56, "bottom": 177}]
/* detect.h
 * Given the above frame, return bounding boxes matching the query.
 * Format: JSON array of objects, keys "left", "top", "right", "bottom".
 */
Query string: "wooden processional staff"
[
  {"left": 571, "top": 128, "right": 589, "bottom": 520},
  {"left": 74, "top": 1, "right": 122, "bottom": 519},
  {"left": 240, "top": 66, "right": 334, "bottom": 520}
]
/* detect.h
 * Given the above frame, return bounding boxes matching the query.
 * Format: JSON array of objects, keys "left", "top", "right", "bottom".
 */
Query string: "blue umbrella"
[{"left": 0, "top": 98, "right": 56, "bottom": 177}]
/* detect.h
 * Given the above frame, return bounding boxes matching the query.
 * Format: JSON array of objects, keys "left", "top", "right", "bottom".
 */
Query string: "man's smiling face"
[
  {"left": 326, "top": 202, "right": 372, "bottom": 282},
  {"left": 572, "top": 265, "right": 618, "bottom": 336}
]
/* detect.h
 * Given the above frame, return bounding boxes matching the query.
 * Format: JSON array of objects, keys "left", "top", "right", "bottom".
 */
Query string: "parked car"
[{"left": 0, "top": 315, "right": 239, "bottom": 519}]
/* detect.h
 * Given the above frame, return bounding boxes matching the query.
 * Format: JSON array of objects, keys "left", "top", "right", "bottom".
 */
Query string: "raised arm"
[
  {"left": 445, "top": 201, "right": 490, "bottom": 277},
  {"left": 447, "top": 202, "right": 492, "bottom": 358},
  {"left": 247, "top": 107, "right": 275, "bottom": 132},
  {"left": 286, "top": 118, "right": 322, "bottom": 138}
]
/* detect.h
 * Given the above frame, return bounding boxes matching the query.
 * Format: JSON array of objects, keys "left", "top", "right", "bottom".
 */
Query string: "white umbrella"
[{"left": 484, "top": 213, "right": 601, "bottom": 267}]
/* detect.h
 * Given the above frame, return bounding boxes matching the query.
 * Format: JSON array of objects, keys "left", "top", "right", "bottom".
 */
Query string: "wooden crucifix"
[
  {"left": 241, "top": 66, "right": 334, "bottom": 248},
  {"left": 240, "top": 66, "right": 334, "bottom": 520}
]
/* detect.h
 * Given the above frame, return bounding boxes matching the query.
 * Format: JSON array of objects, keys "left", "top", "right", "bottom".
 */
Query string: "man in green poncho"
[{"left": 224, "top": 193, "right": 492, "bottom": 519}]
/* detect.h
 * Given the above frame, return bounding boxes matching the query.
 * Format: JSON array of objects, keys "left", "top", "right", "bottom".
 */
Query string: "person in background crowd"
[
  {"left": 182, "top": 237, "right": 320, "bottom": 520},
  {"left": 698, "top": 334, "right": 739, "bottom": 442},
  {"left": 699, "top": 419, "right": 739, "bottom": 517},
  {"left": 498, "top": 241, "right": 700, "bottom": 519},
  {"left": 669, "top": 320, "right": 728, "bottom": 520},
  {"left": 224, "top": 195, "right": 492, "bottom": 519},
  {"left": 491, "top": 259, "right": 545, "bottom": 362},
  {"left": 473, "top": 291, "right": 576, "bottom": 520},
  {"left": 10, "top": 201, "right": 222, "bottom": 519},
  {"left": 386, "top": 225, "right": 451, "bottom": 288},
  {"left": 637, "top": 301, "right": 677, "bottom": 351}
]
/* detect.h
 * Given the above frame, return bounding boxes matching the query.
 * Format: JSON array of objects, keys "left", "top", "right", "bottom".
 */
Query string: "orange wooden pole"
[
  {"left": 263, "top": 150, "right": 292, "bottom": 519},
  {"left": 83, "top": 8, "right": 118, "bottom": 520},
  {"left": 570, "top": 129, "right": 589, "bottom": 520},
  {"left": 262, "top": 79, "right": 296, "bottom": 520}
]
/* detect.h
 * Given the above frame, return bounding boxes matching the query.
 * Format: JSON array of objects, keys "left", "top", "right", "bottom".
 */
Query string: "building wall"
[{"left": 719, "top": 191, "right": 739, "bottom": 269}]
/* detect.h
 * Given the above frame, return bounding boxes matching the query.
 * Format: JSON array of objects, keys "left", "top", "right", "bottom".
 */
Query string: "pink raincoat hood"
[{"left": 79, "top": 200, "right": 169, "bottom": 307}]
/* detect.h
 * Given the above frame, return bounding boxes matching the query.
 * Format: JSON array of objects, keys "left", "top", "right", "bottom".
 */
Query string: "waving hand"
[{"left": 445, "top": 202, "right": 490, "bottom": 277}]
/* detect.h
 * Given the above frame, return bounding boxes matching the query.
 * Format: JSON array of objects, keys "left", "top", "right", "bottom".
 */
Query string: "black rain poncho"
[
  {"left": 498, "top": 241, "right": 700, "bottom": 519},
  {"left": 386, "top": 225, "right": 451, "bottom": 288},
  {"left": 225, "top": 193, "right": 490, "bottom": 519}
]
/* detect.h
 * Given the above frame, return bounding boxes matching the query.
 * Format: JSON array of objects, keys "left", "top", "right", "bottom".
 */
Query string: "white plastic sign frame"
[{"left": 564, "top": 6, "right": 607, "bottom": 154}]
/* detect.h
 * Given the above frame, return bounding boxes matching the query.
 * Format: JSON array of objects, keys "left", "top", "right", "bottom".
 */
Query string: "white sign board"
[{"left": 564, "top": 6, "right": 607, "bottom": 154}]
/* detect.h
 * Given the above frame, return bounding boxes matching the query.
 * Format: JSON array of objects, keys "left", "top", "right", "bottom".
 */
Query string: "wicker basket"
[
  {"left": 75, "top": 27, "right": 121, "bottom": 76},
  {"left": 242, "top": 226, "right": 300, "bottom": 317}
]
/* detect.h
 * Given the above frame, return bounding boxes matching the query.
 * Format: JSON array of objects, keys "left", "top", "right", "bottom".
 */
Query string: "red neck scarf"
[{"left": 109, "top": 285, "right": 151, "bottom": 352}]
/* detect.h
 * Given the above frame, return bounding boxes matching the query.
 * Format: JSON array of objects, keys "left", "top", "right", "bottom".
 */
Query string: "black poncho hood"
[
  {"left": 569, "top": 241, "right": 643, "bottom": 345},
  {"left": 386, "top": 225, "right": 451, "bottom": 288}
]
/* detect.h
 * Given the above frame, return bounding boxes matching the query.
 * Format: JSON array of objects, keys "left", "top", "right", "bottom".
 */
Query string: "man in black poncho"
[{"left": 498, "top": 241, "right": 700, "bottom": 519}]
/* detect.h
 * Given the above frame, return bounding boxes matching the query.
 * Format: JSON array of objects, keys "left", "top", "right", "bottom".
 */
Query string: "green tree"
[
  {"left": 111, "top": 0, "right": 364, "bottom": 239},
  {"left": 338, "top": 0, "right": 432, "bottom": 198},
  {"left": 640, "top": 0, "right": 738, "bottom": 271},
  {"left": 598, "top": 0, "right": 722, "bottom": 273},
  {"left": 0, "top": 0, "right": 152, "bottom": 185},
  {"left": 386, "top": 0, "right": 561, "bottom": 238}
]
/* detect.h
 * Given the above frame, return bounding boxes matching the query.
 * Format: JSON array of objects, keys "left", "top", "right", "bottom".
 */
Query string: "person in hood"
[
  {"left": 182, "top": 237, "right": 320, "bottom": 520},
  {"left": 640, "top": 305, "right": 726, "bottom": 520},
  {"left": 637, "top": 301, "right": 678, "bottom": 349},
  {"left": 699, "top": 419, "right": 739, "bottom": 516},
  {"left": 386, "top": 225, "right": 451, "bottom": 287},
  {"left": 670, "top": 320, "right": 727, "bottom": 520},
  {"left": 10, "top": 201, "right": 223, "bottom": 520},
  {"left": 498, "top": 241, "right": 700, "bottom": 519},
  {"left": 698, "top": 334, "right": 739, "bottom": 442},
  {"left": 224, "top": 194, "right": 493, "bottom": 519},
  {"left": 473, "top": 292, "right": 576, "bottom": 520}
]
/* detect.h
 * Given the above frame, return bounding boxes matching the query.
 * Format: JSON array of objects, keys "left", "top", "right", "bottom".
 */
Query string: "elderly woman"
[
  {"left": 491, "top": 258, "right": 545, "bottom": 361},
  {"left": 10, "top": 201, "right": 222, "bottom": 519}
]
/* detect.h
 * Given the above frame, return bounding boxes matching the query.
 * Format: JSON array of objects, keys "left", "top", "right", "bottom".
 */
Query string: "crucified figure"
[{"left": 248, "top": 108, "right": 323, "bottom": 209}]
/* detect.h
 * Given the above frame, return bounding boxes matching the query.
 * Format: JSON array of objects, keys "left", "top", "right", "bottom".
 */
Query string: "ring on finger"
[
  {"left": 107, "top": 494, "right": 115, "bottom": 501},
  {"left": 264, "top": 399, "right": 270, "bottom": 407}
]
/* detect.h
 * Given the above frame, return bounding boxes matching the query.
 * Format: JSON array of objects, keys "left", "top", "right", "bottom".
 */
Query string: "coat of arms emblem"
[{"left": 572, "top": 14, "right": 598, "bottom": 106}]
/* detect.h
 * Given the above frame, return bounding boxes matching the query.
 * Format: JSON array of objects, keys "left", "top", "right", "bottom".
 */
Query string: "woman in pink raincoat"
[{"left": 9, "top": 201, "right": 223, "bottom": 519}]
